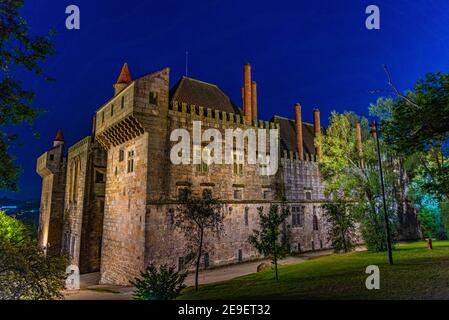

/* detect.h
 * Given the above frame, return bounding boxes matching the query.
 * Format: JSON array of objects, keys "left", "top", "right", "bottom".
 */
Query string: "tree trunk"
[
  {"left": 273, "top": 240, "right": 279, "bottom": 280},
  {"left": 195, "top": 227, "right": 204, "bottom": 292}
]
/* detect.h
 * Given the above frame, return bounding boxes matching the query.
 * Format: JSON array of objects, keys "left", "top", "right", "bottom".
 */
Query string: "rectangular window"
[
  {"left": 178, "top": 257, "right": 184, "bottom": 271},
  {"left": 119, "top": 149, "right": 124, "bottom": 162},
  {"left": 149, "top": 91, "right": 158, "bottom": 105},
  {"left": 177, "top": 187, "right": 188, "bottom": 200},
  {"left": 204, "top": 253, "right": 209, "bottom": 269},
  {"left": 127, "top": 150, "right": 134, "bottom": 173},
  {"left": 305, "top": 190, "right": 312, "bottom": 200},
  {"left": 95, "top": 171, "right": 105, "bottom": 183},
  {"left": 234, "top": 189, "right": 242, "bottom": 200},
  {"left": 238, "top": 249, "right": 243, "bottom": 262},
  {"left": 111, "top": 104, "right": 114, "bottom": 116},
  {"left": 121, "top": 96, "right": 125, "bottom": 109},
  {"left": 244, "top": 207, "right": 249, "bottom": 226},
  {"left": 292, "top": 206, "right": 303, "bottom": 227},
  {"left": 101, "top": 111, "right": 105, "bottom": 124},
  {"left": 263, "top": 190, "right": 271, "bottom": 200},
  {"left": 233, "top": 151, "right": 244, "bottom": 175}
]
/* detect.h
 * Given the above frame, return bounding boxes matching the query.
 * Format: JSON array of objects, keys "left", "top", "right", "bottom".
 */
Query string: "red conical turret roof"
[
  {"left": 116, "top": 63, "right": 132, "bottom": 84},
  {"left": 54, "top": 128, "right": 64, "bottom": 142}
]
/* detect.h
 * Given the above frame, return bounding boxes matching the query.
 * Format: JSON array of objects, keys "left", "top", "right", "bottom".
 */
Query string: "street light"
[{"left": 370, "top": 121, "right": 394, "bottom": 265}]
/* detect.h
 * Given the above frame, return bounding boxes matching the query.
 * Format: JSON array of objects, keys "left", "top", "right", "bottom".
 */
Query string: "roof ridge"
[{"left": 182, "top": 76, "right": 219, "bottom": 88}]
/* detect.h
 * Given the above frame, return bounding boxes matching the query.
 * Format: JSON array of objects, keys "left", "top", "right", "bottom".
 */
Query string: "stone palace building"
[{"left": 36, "top": 63, "right": 419, "bottom": 285}]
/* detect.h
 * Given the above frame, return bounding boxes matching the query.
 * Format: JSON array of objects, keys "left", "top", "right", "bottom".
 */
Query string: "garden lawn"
[{"left": 179, "top": 241, "right": 449, "bottom": 300}]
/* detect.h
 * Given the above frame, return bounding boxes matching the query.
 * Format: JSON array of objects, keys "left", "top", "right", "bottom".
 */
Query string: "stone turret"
[
  {"left": 36, "top": 129, "right": 67, "bottom": 255},
  {"left": 113, "top": 63, "right": 132, "bottom": 96}
]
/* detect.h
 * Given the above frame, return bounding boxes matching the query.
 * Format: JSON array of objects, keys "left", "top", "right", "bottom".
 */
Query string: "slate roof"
[
  {"left": 170, "top": 77, "right": 242, "bottom": 115},
  {"left": 272, "top": 116, "right": 317, "bottom": 156}
]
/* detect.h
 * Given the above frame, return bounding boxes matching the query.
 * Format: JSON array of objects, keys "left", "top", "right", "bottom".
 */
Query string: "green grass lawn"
[{"left": 179, "top": 241, "right": 449, "bottom": 300}]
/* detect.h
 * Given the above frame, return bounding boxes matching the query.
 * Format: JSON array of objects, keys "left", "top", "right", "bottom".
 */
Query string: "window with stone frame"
[
  {"left": 121, "top": 95, "right": 125, "bottom": 109},
  {"left": 305, "top": 189, "right": 312, "bottom": 200},
  {"left": 291, "top": 206, "right": 303, "bottom": 227},
  {"left": 149, "top": 91, "right": 158, "bottom": 105},
  {"left": 202, "top": 188, "right": 213, "bottom": 198},
  {"left": 119, "top": 149, "right": 124, "bottom": 162},
  {"left": 127, "top": 150, "right": 135, "bottom": 173},
  {"left": 258, "top": 154, "right": 269, "bottom": 176},
  {"left": 95, "top": 170, "right": 105, "bottom": 183},
  {"left": 244, "top": 207, "right": 249, "bottom": 226},
  {"left": 194, "top": 145, "right": 209, "bottom": 173},
  {"left": 233, "top": 188, "right": 243, "bottom": 200},
  {"left": 313, "top": 213, "right": 319, "bottom": 231},
  {"left": 262, "top": 189, "right": 271, "bottom": 200},
  {"left": 233, "top": 149, "right": 244, "bottom": 176},
  {"left": 177, "top": 187, "right": 189, "bottom": 200}
]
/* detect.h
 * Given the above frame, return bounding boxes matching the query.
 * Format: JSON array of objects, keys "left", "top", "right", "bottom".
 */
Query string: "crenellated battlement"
[
  {"left": 281, "top": 149, "right": 319, "bottom": 163},
  {"left": 169, "top": 100, "right": 280, "bottom": 130}
]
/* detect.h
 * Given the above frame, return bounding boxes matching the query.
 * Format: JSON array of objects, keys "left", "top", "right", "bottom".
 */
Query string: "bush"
[
  {"left": 131, "top": 264, "right": 186, "bottom": 300},
  {"left": 0, "top": 211, "right": 66, "bottom": 300}
]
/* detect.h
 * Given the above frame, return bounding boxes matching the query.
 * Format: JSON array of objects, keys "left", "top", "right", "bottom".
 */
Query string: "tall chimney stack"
[
  {"left": 251, "top": 81, "right": 258, "bottom": 121},
  {"left": 294, "top": 103, "right": 304, "bottom": 160},
  {"left": 241, "top": 86, "right": 245, "bottom": 114},
  {"left": 313, "top": 108, "right": 322, "bottom": 158},
  {"left": 243, "top": 63, "right": 252, "bottom": 124}
]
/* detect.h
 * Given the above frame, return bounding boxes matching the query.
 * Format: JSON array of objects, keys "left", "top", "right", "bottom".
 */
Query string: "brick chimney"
[
  {"left": 313, "top": 108, "right": 322, "bottom": 157},
  {"left": 241, "top": 86, "right": 245, "bottom": 113},
  {"left": 243, "top": 63, "right": 252, "bottom": 124},
  {"left": 294, "top": 103, "right": 304, "bottom": 160},
  {"left": 251, "top": 81, "right": 258, "bottom": 121}
]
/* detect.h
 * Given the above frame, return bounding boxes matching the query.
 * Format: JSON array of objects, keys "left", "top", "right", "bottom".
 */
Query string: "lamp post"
[{"left": 370, "top": 121, "right": 394, "bottom": 265}]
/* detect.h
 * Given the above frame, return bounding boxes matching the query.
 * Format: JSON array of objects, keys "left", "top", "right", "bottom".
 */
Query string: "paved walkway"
[{"left": 64, "top": 249, "right": 343, "bottom": 300}]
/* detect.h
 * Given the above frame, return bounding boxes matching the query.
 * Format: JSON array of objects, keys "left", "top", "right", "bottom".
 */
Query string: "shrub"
[{"left": 131, "top": 264, "right": 186, "bottom": 300}]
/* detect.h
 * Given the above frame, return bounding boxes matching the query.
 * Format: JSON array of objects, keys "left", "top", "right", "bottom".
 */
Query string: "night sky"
[{"left": 2, "top": 0, "right": 449, "bottom": 200}]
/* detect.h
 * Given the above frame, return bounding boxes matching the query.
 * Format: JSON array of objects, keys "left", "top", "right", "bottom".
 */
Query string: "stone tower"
[{"left": 36, "top": 129, "right": 67, "bottom": 255}]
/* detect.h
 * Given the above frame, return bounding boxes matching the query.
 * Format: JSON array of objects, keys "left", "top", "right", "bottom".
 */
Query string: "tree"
[
  {"left": 0, "top": 0, "right": 55, "bottom": 191},
  {"left": 0, "top": 211, "right": 66, "bottom": 300},
  {"left": 130, "top": 264, "right": 186, "bottom": 300},
  {"left": 175, "top": 188, "right": 223, "bottom": 291},
  {"left": 317, "top": 112, "right": 399, "bottom": 252},
  {"left": 322, "top": 199, "right": 358, "bottom": 253},
  {"left": 248, "top": 204, "right": 290, "bottom": 280},
  {"left": 371, "top": 71, "right": 449, "bottom": 201}
]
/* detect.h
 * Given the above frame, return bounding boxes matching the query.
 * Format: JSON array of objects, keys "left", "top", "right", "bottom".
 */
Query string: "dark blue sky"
[{"left": 3, "top": 0, "right": 449, "bottom": 200}]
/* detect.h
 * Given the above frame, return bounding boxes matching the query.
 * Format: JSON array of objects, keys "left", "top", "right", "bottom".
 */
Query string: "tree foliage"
[
  {"left": 175, "top": 188, "right": 223, "bottom": 291},
  {"left": 0, "top": 211, "right": 66, "bottom": 300},
  {"left": 0, "top": 0, "right": 55, "bottom": 191},
  {"left": 371, "top": 72, "right": 449, "bottom": 201},
  {"left": 248, "top": 204, "right": 290, "bottom": 280},
  {"left": 322, "top": 200, "right": 358, "bottom": 253},
  {"left": 317, "top": 112, "right": 398, "bottom": 252},
  {"left": 131, "top": 264, "right": 186, "bottom": 300}
]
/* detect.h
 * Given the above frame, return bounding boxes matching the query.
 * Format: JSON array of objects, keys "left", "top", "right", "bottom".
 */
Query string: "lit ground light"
[{"left": 179, "top": 241, "right": 449, "bottom": 300}]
